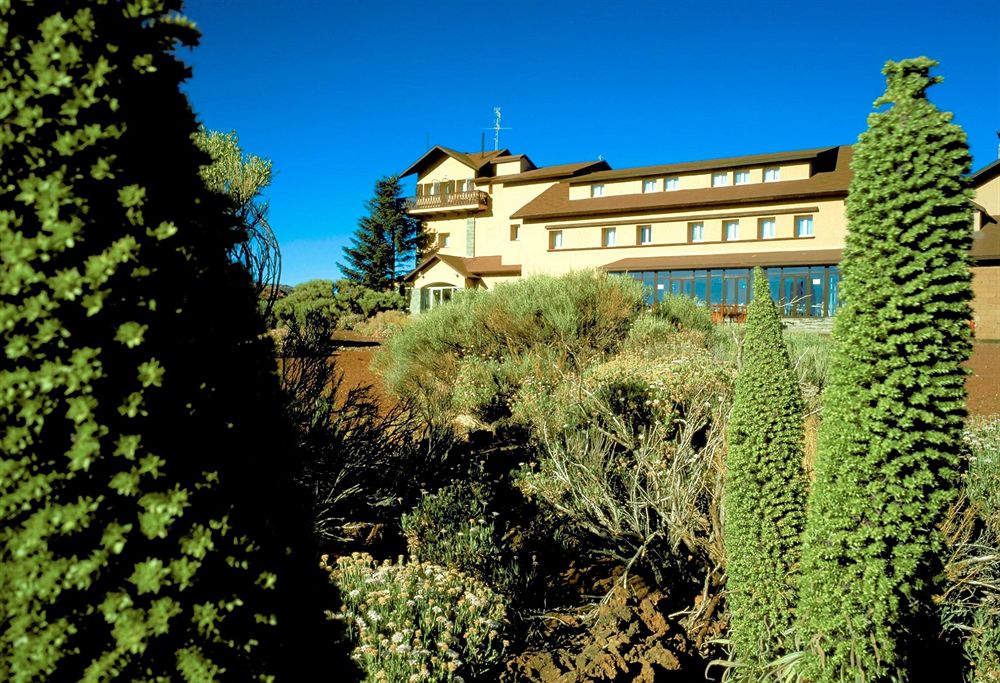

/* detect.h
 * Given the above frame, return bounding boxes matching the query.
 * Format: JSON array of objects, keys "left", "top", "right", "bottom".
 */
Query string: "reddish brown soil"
[
  {"left": 330, "top": 331, "right": 393, "bottom": 410},
  {"left": 967, "top": 343, "right": 1000, "bottom": 417},
  {"left": 333, "top": 335, "right": 1000, "bottom": 418}
]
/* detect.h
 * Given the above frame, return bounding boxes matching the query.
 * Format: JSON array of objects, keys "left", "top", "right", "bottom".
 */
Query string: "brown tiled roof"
[
  {"left": 568, "top": 146, "right": 841, "bottom": 184},
  {"left": 403, "top": 253, "right": 521, "bottom": 281},
  {"left": 972, "top": 158, "right": 1000, "bottom": 185},
  {"left": 476, "top": 160, "right": 611, "bottom": 186},
  {"left": 513, "top": 147, "right": 852, "bottom": 220},
  {"left": 602, "top": 248, "right": 844, "bottom": 272},
  {"left": 400, "top": 146, "right": 509, "bottom": 177}
]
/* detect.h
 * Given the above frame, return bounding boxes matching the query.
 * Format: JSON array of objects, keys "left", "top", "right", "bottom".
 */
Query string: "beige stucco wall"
[
  {"left": 513, "top": 199, "right": 846, "bottom": 276},
  {"left": 417, "top": 156, "right": 474, "bottom": 186},
  {"left": 472, "top": 180, "right": 558, "bottom": 263},
  {"left": 974, "top": 173, "right": 1000, "bottom": 215},
  {"left": 494, "top": 158, "right": 529, "bottom": 176},
  {"left": 426, "top": 216, "right": 469, "bottom": 257},
  {"left": 971, "top": 265, "right": 1000, "bottom": 340},
  {"left": 411, "top": 259, "right": 467, "bottom": 290}
]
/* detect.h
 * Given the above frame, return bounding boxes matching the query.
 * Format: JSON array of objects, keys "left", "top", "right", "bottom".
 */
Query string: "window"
[
  {"left": 796, "top": 215, "right": 814, "bottom": 237},
  {"left": 725, "top": 220, "right": 740, "bottom": 241},
  {"left": 602, "top": 227, "right": 617, "bottom": 247},
  {"left": 437, "top": 233, "right": 450, "bottom": 248},
  {"left": 510, "top": 224, "right": 521, "bottom": 241},
  {"left": 430, "top": 181, "right": 440, "bottom": 195},
  {"left": 638, "top": 225, "right": 652, "bottom": 244},
  {"left": 764, "top": 167, "right": 781, "bottom": 182},
  {"left": 664, "top": 177, "right": 679, "bottom": 191},
  {"left": 734, "top": 170, "right": 750, "bottom": 185},
  {"left": 642, "top": 179, "right": 658, "bottom": 193},
  {"left": 591, "top": 184, "right": 605, "bottom": 197},
  {"left": 461, "top": 179, "right": 475, "bottom": 192},
  {"left": 689, "top": 222, "right": 705, "bottom": 242},
  {"left": 759, "top": 218, "right": 776, "bottom": 240},
  {"left": 712, "top": 172, "right": 729, "bottom": 187},
  {"left": 550, "top": 230, "right": 563, "bottom": 249},
  {"left": 420, "top": 284, "right": 458, "bottom": 312}
]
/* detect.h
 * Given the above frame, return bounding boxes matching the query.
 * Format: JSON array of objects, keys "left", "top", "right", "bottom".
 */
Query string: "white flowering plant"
[{"left": 323, "top": 553, "right": 509, "bottom": 682}]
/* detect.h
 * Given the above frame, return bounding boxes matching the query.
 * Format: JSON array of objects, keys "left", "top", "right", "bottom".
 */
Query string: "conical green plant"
[
  {"left": 0, "top": 2, "right": 353, "bottom": 680},
  {"left": 796, "top": 57, "right": 973, "bottom": 682},
  {"left": 723, "top": 268, "right": 807, "bottom": 679}
]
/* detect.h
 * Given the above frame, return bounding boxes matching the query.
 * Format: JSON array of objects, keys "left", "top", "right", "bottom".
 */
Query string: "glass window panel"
[
  {"left": 709, "top": 273, "right": 723, "bottom": 305},
  {"left": 694, "top": 277, "right": 707, "bottom": 302},
  {"left": 828, "top": 267, "right": 840, "bottom": 316}
]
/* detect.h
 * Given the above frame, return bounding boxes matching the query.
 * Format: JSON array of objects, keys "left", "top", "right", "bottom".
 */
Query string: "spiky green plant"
[
  {"left": 796, "top": 57, "right": 974, "bottom": 682},
  {"left": 723, "top": 268, "right": 807, "bottom": 679},
  {"left": 0, "top": 2, "right": 352, "bottom": 680}
]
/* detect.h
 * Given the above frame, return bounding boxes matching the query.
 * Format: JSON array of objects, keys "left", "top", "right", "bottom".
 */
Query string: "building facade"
[{"left": 401, "top": 145, "right": 1000, "bottom": 338}]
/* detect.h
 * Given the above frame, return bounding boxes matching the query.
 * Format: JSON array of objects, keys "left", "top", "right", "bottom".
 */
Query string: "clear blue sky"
[{"left": 181, "top": 0, "right": 1000, "bottom": 286}]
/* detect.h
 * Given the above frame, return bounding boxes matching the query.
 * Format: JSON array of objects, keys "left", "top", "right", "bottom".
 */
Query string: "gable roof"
[
  {"left": 567, "top": 146, "right": 840, "bottom": 185},
  {"left": 972, "top": 158, "right": 1000, "bottom": 186},
  {"left": 512, "top": 147, "right": 852, "bottom": 221},
  {"left": 400, "top": 146, "right": 510, "bottom": 178},
  {"left": 403, "top": 253, "right": 522, "bottom": 282}
]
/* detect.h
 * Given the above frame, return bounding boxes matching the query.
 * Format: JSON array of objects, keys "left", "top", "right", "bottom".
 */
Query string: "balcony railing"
[{"left": 405, "top": 190, "right": 488, "bottom": 212}]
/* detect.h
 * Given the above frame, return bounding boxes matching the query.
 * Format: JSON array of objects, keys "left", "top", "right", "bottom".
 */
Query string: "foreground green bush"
[
  {"left": 0, "top": 2, "right": 348, "bottom": 679},
  {"left": 797, "top": 57, "right": 974, "bottom": 681},
  {"left": 325, "top": 553, "right": 508, "bottom": 682},
  {"left": 723, "top": 269, "right": 807, "bottom": 678}
]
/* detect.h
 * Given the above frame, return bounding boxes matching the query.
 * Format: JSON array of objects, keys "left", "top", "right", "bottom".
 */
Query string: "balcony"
[{"left": 405, "top": 190, "right": 489, "bottom": 215}]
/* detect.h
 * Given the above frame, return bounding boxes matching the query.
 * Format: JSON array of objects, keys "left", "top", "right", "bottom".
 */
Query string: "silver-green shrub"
[{"left": 325, "top": 553, "right": 508, "bottom": 682}]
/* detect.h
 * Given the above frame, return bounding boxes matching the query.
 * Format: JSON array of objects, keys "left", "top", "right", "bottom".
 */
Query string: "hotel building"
[{"left": 401, "top": 145, "right": 1000, "bottom": 338}]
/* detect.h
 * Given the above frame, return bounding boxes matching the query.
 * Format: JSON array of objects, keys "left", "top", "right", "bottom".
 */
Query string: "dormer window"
[
  {"left": 664, "top": 177, "right": 679, "bottom": 191},
  {"left": 642, "top": 179, "right": 658, "bottom": 193},
  {"left": 712, "top": 172, "right": 729, "bottom": 187},
  {"left": 764, "top": 167, "right": 781, "bottom": 182},
  {"left": 591, "top": 184, "right": 605, "bottom": 198},
  {"left": 734, "top": 170, "right": 750, "bottom": 185}
]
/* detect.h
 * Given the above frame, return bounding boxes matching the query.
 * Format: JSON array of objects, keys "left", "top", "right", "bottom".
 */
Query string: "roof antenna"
[
  {"left": 481, "top": 132, "right": 485, "bottom": 155},
  {"left": 482, "top": 107, "right": 511, "bottom": 151}
]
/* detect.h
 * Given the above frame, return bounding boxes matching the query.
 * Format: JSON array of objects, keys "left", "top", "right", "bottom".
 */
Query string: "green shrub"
[
  {"left": 377, "top": 271, "right": 644, "bottom": 424},
  {"left": 652, "top": 294, "right": 715, "bottom": 338},
  {"left": 723, "top": 269, "right": 808, "bottom": 677},
  {"left": 272, "top": 278, "right": 341, "bottom": 328},
  {"left": 0, "top": 3, "right": 349, "bottom": 679},
  {"left": 333, "top": 278, "right": 407, "bottom": 318},
  {"left": 325, "top": 553, "right": 509, "bottom": 682},
  {"left": 271, "top": 278, "right": 406, "bottom": 330},
  {"left": 797, "top": 58, "right": 974, "bottom": 681},
  {"left": 783, "top": 330, "right": 833, "bottom": 390},
  {"left": 402, "top": 481, "right": 504, "bottom": 586},
  {"left": 353, "top": 309, "right": 410, "bottom": 340},
  {"left": 516, "top": 347, "right": 734, "bottom": 582}
]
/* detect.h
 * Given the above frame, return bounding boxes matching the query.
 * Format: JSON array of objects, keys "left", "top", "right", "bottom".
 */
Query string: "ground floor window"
[
  {"left": 419, "top": 284, "right": 458, "bottom": 312},
  {"left": 619, "top": 264, "right": 840, "bottom": 318}
]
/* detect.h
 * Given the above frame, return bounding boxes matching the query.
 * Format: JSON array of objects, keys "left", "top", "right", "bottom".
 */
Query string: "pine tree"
[
  {"left": 723, "top": 268, "right": 807, "bottom": 678},
  {"left": 796, "top": 57, "right": 974, "bottom": 682},
  {"left": 341, "top": 175, "right": 425, "bottom": 289},
  {"left": 0, "top": 2, "right": 353, "bottom": 680}
]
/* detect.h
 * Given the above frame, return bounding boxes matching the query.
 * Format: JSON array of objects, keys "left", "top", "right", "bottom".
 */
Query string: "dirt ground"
[{"left": 333, "top": 335, "right": 1000, "bottom": 418}]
